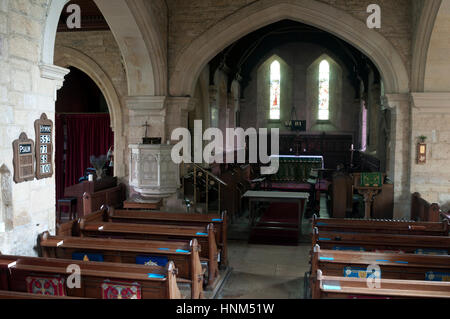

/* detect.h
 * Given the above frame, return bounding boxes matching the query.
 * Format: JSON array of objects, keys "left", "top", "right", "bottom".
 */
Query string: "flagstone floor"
[{"left": 216, "top": 195, "right": 330, "bottom": 299}]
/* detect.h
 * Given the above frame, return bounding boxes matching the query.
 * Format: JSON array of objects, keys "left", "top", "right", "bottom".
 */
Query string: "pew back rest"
[
  {"left": 313, "top": 216, "right": 449, "bottom": 236},
  {"left": 411, "top": 193, "right": 442, "bottom": 223}
]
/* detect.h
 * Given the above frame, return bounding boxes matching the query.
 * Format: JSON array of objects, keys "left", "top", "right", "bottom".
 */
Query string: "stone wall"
[
  {"left": 167, "top": 0, "right": 413, "bottom": 81},
  {"left": 410, "top": 93, "right": 450, "bottom": 212},
  {"left": 0, "top": 0, "right": 61, "bottom": 255}
]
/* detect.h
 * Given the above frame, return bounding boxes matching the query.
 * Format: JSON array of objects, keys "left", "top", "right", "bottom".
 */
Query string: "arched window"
[
  {"left": 318, "top": 60, "right": 330, "bottom": 120},
  {"left": 270, "top": 60, "right": 281, "bottom": 120}
]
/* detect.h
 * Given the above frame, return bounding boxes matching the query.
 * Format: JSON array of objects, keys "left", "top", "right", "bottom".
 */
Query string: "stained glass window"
[
  {"left": 270, "top": 61, "right": 281, "bottom": 120},
  {"left": 318, "top": 60, "right": 330, "bottom": 120}
]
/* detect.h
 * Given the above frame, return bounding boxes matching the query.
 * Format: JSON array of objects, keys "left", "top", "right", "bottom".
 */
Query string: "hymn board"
[
  {"left": 12, "top": 133, "right": 35, "bottom": 183},
  {"left": 12, "top": 114, "right": 54, "bottom": 184},
  {"left": 34, "top": 113, "right": 53, "bottom": 180}
]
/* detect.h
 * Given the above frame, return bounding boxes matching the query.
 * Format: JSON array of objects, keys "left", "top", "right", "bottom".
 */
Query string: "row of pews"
[
  {"left": 306, "top": 216, "right": 450, "bottom": 299},
  {"left": 0, "top": 206, "right": 228, "bottom": 299}
]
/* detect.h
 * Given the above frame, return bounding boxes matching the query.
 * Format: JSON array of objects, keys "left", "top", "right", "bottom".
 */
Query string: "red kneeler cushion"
[
  {"left": 26, "top": 275, "right": 66, "bottom": 296},
  {"left": 101, "top": 280, "right": 142, "bottom": 299}
]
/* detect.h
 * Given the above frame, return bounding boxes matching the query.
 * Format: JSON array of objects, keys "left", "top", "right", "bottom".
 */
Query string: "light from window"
[
  {"left": 318, "top": 60, "right": 330, "bottom": 120},
  {"left": 270, "top": 61, "right": 281, "bottom": 120},
  {"left": 361, "top": 101, "right": 368, "bottom": 151}
]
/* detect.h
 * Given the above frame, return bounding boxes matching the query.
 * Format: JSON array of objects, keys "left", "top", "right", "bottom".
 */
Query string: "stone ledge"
[{"left": 411, "top": 92, "right": 450, "bottom": 113}]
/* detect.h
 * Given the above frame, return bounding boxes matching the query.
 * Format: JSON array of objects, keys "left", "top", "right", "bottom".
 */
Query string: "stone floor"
[{"left": 216, "top": 195, "right": 330, "bottom": 299}]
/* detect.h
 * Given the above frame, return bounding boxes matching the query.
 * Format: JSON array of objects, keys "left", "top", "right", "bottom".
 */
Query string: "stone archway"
[
  {"left": 169, "top": 0, "right": 409, "bottom": 98},
  {"left": 42, "top": 0, "right": 166, "bottom": 97},
  {"left": 169, "top": 0, "right": 411, "bottom": 218},
  {"left": 54, "top": 46, "right": 125, "bottom": 177},
  {"left": 411, "top": 0, "right": 442, "bottom": 92}
]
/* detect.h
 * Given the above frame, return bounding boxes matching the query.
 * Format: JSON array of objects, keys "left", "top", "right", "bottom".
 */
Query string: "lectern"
[{"left": 353, "top": 173, "right": 384, "bottom": 219}]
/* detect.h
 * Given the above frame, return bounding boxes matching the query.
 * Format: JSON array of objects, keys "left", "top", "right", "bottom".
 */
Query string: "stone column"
[
  {"left": 166, "top": 97, "right": 197, "bottom": 143},
  {"left": 384, "top": 93, "right": 411, "bottom": 219},
  {"left": 125, "top": 96, "right": 167, "bottom": 144}
]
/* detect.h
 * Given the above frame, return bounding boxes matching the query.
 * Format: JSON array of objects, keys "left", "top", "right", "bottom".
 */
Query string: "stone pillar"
[
  {"left": 125, "top": 96, "right": 167, "bottom": 144},
  {"left": 384, "top": 93, "right": 411, "bottom": 219},
  {"left": 166, "top": 97, "right": 197, "bottom": 143}
]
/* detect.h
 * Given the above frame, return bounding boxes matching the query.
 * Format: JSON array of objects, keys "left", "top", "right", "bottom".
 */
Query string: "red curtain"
[
  {"left": 55, "top": 114, "right": 65, "bottom": 202},
  {"left": 55, "top": 114, "right": 114, "bottom": 199}
]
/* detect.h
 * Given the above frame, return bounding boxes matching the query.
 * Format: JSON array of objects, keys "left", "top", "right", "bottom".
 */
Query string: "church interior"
[{"left": 0, "top": 0, "right": 449, "bottom": 300}]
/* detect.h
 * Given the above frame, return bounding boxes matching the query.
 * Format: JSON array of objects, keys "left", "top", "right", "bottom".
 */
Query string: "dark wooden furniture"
[
  {"left": 314, "top": 271, "right": 450, "bottom": 299},
  {"left": 411, "top": 192, "right": 442, "bottom": 222},
  {"left": 312, "top": 228, "right": 450, "bottom": 254},
  {"left": 310, "top": 247, "right": 450, "bottom": 298},
  {"left": 38, "top": 232, "right": 204, "bottom": 299},
  {"left": 63, "top": 177, "right": 124, "bottom": 218},
  {"left": 278, "top": 133, "right": 353, "bottom": 170},
  {"left": 57, "top": 197, "right": 77, "bottom": 224},
  {"left": 123, "top": 199, "right": 163, "bottom": 210},
  {"left": 312, "top": 215, "right": 449, "bottom": 236},
  {"left": 243, "top": 190, "right": 309, "bottom": 240},
  {"left": 0, "top": 290, "right": 84, "bottom": 299},
  {"left": 106, "top": 208, "right": 228, "bottom": 268},
  {"left": 0, "top": 255, "right": 182, "bottom": 299},
  {"left": 331, "top": 172, "right": 353, "bottom": 218},
  {"left": 78, "top": 219, "right": 219, "bottom": 287}
]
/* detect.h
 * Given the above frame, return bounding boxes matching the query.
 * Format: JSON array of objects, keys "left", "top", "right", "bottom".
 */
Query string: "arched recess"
[
  {"left": 170, "top": 0, "right": 409, "bottom": 98},
  {"left": 54, "top": 46, "right": 125, "bottom": 177},
  {"left": 411, "top": 0, "right": 442, "bottom": 92},
  {"left": 42, "top": 0, "right": 164, "bottom": 96}
]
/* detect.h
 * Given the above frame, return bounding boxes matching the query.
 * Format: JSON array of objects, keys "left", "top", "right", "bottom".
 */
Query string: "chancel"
[{"left": 0, "top": 0, "right": 449, "bottom": 301}]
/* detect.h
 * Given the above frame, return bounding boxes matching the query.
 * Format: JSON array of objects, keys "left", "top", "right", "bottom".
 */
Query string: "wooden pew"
[
  {"left": 312, "top": 228, "right": 450, "bottom": 255},
  {"left": 309, "top": 245, "right": 450, "bottom": 297},
  {"left": 0, "top": 255, "right": 182, "bottom": 299},
  {"left": 82, "top": 183, "right": 126, "bottom": 216},
  {"left": 411, "top": 192, "right": 442, "bottom": 222},
  {"left": 314, "top": 270, "right": 450, "bottom": 299},
  {"left": 38, "top": 232, "right": 204, "bottom": 299},
  {"left": 0, "top": 290, "right": 84, "bottom": 299},
  {"left": 78, "top": 220, "right": 220, "bottom": 287},
  {"left": 312, "top": 215, "right": 449, "bottom": 236},
  {"left": 106, "top": 207, "right": 228, "bottom": 267}
]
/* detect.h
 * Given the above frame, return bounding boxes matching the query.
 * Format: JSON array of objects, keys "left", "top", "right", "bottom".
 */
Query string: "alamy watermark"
[{"left": 171, "top": 121, "right": 280, "bottom": 175}]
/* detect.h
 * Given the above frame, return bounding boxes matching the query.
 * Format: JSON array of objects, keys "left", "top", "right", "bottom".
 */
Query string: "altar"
[{"left": 269, "top": 155, "right": 324, "bottom": 182}]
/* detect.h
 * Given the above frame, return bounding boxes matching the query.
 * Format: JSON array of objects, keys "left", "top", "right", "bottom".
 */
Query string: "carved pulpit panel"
[
  {"left": 34, "top": 113, "right": 54, "bottom": 180},
  {"left": 12, "top": 133, "right": 35, "bottom": 183}
]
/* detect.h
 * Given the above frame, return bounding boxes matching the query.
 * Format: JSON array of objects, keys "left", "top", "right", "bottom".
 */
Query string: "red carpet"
[{"left": 248, "top": 203, "right": 300, "bottom": 246}]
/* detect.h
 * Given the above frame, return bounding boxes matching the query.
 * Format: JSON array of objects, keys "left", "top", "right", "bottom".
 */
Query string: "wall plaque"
[
  {"left": 12, "top": 133, "right": 35, "bottom": 183},
  {"left": 34, "top": 113, "right": 54, "bottom": 180}
]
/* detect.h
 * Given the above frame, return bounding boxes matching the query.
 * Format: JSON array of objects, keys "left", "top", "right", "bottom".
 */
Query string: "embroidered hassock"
[
  {"left": 101, "top": 280, "right": 142, "bottom": 299},
  {"left": 136, "top": 255, "right": 168, "bottom": 267},
  {"left": 26, "top": 276, "right": 66, "bottom": 296}
]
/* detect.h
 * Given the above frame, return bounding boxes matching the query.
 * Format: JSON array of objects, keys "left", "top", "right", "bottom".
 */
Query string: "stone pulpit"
[{"left": 129, "top": 144, "right": 180, "bottom": 203}]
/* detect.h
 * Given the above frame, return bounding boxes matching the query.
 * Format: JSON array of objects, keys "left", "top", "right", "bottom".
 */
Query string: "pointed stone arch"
[{"left": 169, "top": 0, "right": 409, "bottom": 98}]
